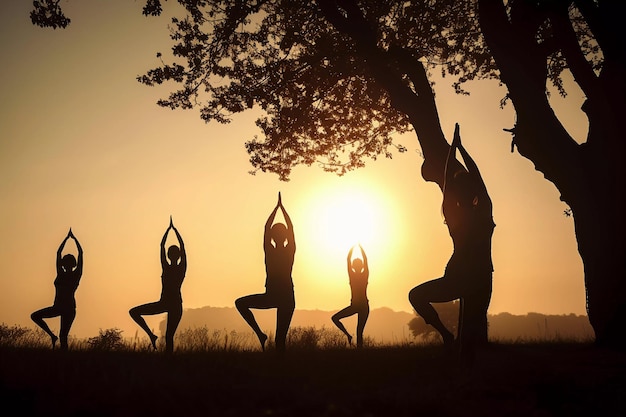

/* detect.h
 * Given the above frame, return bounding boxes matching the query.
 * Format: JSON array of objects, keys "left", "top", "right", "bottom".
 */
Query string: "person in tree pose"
[
  {"left": 409, "top": 124, "right": 495, "bottom": 362},
  {"left": 236, "top": 192, "right": 296, "bottom": 353},
  {"left": 332, "top": 244, "right": 370, "bottom": 348},
  {"left": 31, "top": 228, "right": 83, "bottom": 350},
  {"left": 130, "top": 217, "right": 186, "bottom": 354}
]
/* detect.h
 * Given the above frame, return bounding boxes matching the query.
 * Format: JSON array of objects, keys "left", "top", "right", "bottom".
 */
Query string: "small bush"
[{"left": 87, "top": 328, "right": 126, "bottom": 351}]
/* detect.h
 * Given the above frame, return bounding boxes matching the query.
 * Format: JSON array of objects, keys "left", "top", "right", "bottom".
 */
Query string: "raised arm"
[
  {"left": 171, "top": 223, "right": 187, "bottom": 270},
  {"left": 444, "top": 126, "right": 461, "bottom": 195},
  {"left": 264, "top": 197, "right": 280, "bottom": 250},
  {"left": 70, "top": 229, "right": 83, "bottom": 276},
  {"left": 359, "top": 244, "right": 369, "bottom": 276},
  {"left": 56, "top": 230, "right": 71, "bottom": 274},
  {"left": 347, "top": 246, "right": 355, "bottom": 271},
  {"left": 454, "top": 126, "right": 491, "bottom": 206},
  {"left": 160, "top": 222, "right": 171, "bottom": 267},
  {"left": 278, "top": 194, "right": 295, "bottom": 250}
]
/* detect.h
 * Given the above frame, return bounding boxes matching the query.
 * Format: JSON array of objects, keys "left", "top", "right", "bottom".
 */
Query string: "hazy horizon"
[{"left": 4, "top": 304, "right": 593, "bottom": 342}]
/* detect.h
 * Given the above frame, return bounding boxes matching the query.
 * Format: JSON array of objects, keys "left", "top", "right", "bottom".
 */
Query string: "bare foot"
[
  {"left": 51, "top": 334, "right": 58, "bottom": 349},
  {"left": 258, "top": 333, "right": 268, "bottom": 351},
  {"left": 149, "top": 334, "right": 158, "bottom": 350}
]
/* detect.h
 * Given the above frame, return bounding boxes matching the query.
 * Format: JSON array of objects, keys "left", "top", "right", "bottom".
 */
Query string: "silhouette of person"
[
  {"left": 31, "top": 228, "right": 83, "bottom": 350},
  {"left": 332, "top": 244, "right": 370, "bottom": 348},
  {"left": 409, "top": 124, "right": 494, "bottom": 362},
  {"left": 130, "top": 217, "right": 187, "bottom": 354},
  {"left": 236, "top": 192, "right": 296, "bottom": 353}
]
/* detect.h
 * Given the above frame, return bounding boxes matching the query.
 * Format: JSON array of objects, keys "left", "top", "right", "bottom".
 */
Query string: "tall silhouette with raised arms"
[
  {"left": 332, "top": 244, "right": 370, "bottom": 348},
  {"left": 31, "top": 228, "right": 83, "bottom": 350},
  {"left": 130, "top": 217, "right": 187, "bottom": 354},
  {"left": 236, "top": 192, "right": 296, "bottom": 353},
  {"left": 409, "top": 124, "right": 495, "bottom": 363}
]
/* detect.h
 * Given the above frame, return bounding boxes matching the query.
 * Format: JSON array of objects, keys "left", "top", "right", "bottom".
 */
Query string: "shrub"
[
  {"left": 0, "top": 323, "right": 50, "bottom": 348},
  {"left": 87, "top": 328, "right": 126, "bottom": 351}
]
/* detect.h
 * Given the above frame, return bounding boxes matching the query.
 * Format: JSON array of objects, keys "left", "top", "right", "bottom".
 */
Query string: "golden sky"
[{"left": 0, "top": 1, "right": 587, "bottom": 338}]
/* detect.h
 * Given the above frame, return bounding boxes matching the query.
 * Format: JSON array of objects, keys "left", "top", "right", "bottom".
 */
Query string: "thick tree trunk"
[
  {"left": 479, "top": 0, "right": 626, "bottom": 348},
  {"left": 571, "top": 61, "right": 626, "bottom": 346},
  {"left": 572, "top": 194, "right": 626, "bottom": 347}
]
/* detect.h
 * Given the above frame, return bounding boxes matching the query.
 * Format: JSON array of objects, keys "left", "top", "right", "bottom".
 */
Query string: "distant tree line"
[{"left": 409, "top": 301, "right": 594, "bottom": 342}]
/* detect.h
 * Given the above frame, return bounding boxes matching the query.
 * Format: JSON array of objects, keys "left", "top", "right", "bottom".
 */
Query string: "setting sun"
[
  {"left": 298, "top": 180, "right": 390, "bottom": 259},
  {"left": 312, "top": 190, "right": 380, "bottom": 254},
  {"left": 290, "top": 174, "right": 403, "bottom": 294}
]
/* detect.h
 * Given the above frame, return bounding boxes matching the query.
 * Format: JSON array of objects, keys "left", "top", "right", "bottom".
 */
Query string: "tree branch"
[
  {"left": 552, "top": 9, "right": 598, "bottom": 100},
  {"left": 317, "top": 0, "right": 452, "bottom": 185},
  {"left": 478, "top": 0, "right": 580, "bottom": 196}
]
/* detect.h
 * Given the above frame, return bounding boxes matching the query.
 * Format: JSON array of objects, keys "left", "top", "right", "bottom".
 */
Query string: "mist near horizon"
[{"left": 162, "top": 305, "right": 593, "bottom": 346}]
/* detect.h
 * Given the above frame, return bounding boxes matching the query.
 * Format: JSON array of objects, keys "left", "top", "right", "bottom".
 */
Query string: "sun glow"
[
  {"left": 289, "top": 173, "right": 411, "bottom": 305},
  {"left": 313, "top": 193, "right": 379, "bottom": 254},
  {"left": 297, "top": 179, "right": 391, "bottom": 265}
]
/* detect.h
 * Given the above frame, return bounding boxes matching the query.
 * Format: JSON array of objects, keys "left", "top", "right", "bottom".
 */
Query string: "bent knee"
[
  {"left": 234, "top": 297, "right": 246, "bottom": 311},
  {"left": 408, "top": 287, "right": 424, "bottom": 305}
]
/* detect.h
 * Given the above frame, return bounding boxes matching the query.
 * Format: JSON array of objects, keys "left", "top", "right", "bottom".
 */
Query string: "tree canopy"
[
  {"left": 31, "top": 1, "right": 602, "bottom": 182},
  {"left": 133, "top": 0, "right": 604, "bottom": 183},
  {"left": 135, "top": 0, "right": 500, "bottom": 180}
]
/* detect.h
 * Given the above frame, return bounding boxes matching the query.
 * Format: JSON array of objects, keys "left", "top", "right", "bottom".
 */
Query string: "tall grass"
[
  {"left": 175, "top": 327, "right": 257, "bottom": 352},
  {"left": 0, "top": 323, "right": 385, "bottom": 353},
  {"left": 0, "top": 322, "right": 55, "bottom": 349},
  {"left": 0, "top": 322, "right": 594, "bottom": 354}
]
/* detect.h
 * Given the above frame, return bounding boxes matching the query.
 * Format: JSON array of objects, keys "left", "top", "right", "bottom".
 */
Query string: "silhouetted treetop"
[
  {"left": 30, "top": 0, "right": 70, "bottom": 29},
  {"left": 142, "top": 0, "right": 166, "bottom": 17},
  {"left": 31, "top": 1, "right": 603, "bottom": 182},
  {"left": 132, "top": 0, "right": 503, "bottom": 180}
]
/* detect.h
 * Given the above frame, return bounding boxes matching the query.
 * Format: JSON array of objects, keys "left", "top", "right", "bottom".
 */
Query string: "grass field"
[{"left": 1, "top": 325, "right": 624, "bottom": 416}]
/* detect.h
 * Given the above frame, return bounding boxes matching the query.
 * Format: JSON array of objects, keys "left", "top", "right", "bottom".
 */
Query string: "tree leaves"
[
  {"left": 30, "top": 0, "right": 604, "bottom": 182},
  {"left": 142, "top": 0, "right": 164, "bottom": 17},
  {"left": 30, "top": 0, "right": 70, "bottom": 29},
  {"left": 136, "top": 1, "right": 494, "bottom": 179}
]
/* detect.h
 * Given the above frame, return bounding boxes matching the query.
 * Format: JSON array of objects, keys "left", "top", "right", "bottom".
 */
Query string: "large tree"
[
  {"left": 32, "top": 0, "right": 624, "bottom": 347},
  {"left": 477, "top": 0, "right": 626, "bottom": 347}
]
